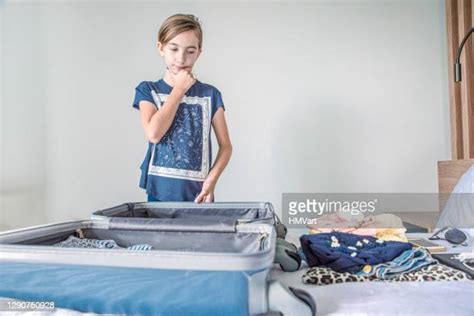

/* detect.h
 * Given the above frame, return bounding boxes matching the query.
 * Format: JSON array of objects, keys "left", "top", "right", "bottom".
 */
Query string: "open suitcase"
[
  {"left": 90, "top": 202, "right": 301, "bottom": 272},
  {"left": 0, "top": 215, "right": 315, "bottom": 315},
  {"left": 91, "top": 201, "right": 288, "bottom": 238}
]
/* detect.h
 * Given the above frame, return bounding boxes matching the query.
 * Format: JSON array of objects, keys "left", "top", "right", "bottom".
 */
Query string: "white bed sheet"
[{"left": 272, "top": 268, "right": 474, "bottom": 316}]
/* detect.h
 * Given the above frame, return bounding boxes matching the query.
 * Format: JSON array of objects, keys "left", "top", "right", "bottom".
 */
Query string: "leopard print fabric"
[{"left": 302, "top": 263, "right": 471, "bottom": 285}]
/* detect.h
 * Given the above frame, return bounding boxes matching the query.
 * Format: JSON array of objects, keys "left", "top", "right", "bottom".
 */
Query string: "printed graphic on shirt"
[{"left": 148, "top": 94, "right": 211, "bottom": 181}]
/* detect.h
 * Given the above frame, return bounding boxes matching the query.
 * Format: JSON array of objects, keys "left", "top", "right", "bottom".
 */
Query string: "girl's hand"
[
  {"left": 173, "top": 68, "right": 195, "bottom": 93},
  {"left": 194, "top": 179, "right": 216, "bottom": 203}
]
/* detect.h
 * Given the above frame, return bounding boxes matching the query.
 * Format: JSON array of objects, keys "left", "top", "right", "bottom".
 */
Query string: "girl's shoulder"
[
  {"left": 135, "top": 80, "right": 159, "bottom": 90},
  {"left": 195, "top": 80, "right": 222, "bottom": 95},
  {"left": 136, "top": 79, "right": 172, "bottom": 95}
]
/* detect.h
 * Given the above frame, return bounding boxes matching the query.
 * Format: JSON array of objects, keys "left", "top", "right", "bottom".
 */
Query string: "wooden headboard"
[{"left": 437, "top": 159, "right": 474, "bottom": 210}]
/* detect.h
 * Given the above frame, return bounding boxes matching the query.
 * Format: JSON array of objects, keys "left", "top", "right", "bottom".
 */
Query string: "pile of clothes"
[{"left": 299, "top": 232, "right": 471, "bottom": 285}]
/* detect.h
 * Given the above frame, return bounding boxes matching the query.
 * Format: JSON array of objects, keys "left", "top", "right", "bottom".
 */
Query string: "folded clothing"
[
  {"left": 308, "top": 213, "right": 408, "bottom": 242},
  {"left": 54, "top": 236, "right": 154, "bottom": 251},
  {"left": 356, "top": 248, "right": 436, "bottom": 279},
  {"left": 302, "top": 263, "right": 472, "bottom": 285},
  {"left": 300, "top": 232, "right": 412, "bottom": 273}
]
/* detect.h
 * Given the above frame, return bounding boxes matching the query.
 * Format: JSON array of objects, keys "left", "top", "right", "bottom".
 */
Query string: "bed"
[
  {"left": 271, "top": 160, "right": 474, "bottom": 315},
  {"left": 272, "top": 229, "right": 473, "bottom": 316},
  {"left": 273, "top": 269, "right": 473, "bottom": 315}
]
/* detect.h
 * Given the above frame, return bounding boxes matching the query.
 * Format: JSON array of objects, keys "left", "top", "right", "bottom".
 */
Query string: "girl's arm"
[
  {"left": 139, "top": 71, "right": 194, "bottom": 143},
  {"left": 194, "top": 107, "right": 233, "bottom": 203}
]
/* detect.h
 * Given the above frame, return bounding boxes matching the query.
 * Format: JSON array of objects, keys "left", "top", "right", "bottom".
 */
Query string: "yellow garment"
[
  {"left": 373, "top": 214, "right": 407, "bottom": 242},
  {"left": 375, "top": 228, "right": 407, "bottom": 242}
]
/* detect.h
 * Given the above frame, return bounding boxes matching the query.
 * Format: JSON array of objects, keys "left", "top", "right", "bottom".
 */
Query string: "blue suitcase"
[{"left": 0, "top": 217, "right": 314, "bottom": 315}]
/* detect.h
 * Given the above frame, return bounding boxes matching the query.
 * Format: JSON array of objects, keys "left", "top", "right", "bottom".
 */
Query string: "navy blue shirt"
[
  {"left": 300, "top": 232, "right": 412, "bottom": 273},
  {"left": 133, "top": 79, "right": 224, "bottom": 201}
]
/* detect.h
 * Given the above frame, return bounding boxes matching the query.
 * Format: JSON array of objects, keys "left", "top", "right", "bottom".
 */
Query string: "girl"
[{"left": 132, "top": 14, "right": 232, "bottom": 203}]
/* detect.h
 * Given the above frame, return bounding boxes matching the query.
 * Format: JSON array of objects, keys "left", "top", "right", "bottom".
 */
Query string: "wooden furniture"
[
  {"left": 438, "top": 159, "right": 474, "bottom": 210},
  {"left": 445, "top": 0, "right": 474, "bottom": 159}
]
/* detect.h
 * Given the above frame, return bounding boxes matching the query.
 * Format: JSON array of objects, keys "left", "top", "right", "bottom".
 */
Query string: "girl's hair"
[{"left": 158, "top": 14, "right": 203, "bottom": 49}]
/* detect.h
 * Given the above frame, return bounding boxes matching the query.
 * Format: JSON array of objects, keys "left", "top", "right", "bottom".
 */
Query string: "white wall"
[
  {"left": 1, "top": 0, "right": 450, "bottom": 230},
  {"left": 1, "top": 2, "right": 47, "bottom": 230}
]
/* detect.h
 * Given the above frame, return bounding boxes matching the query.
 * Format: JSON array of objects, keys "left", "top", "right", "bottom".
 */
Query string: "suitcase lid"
[{"left": 91, "top": 201, "right": 278, "bottom": 226}]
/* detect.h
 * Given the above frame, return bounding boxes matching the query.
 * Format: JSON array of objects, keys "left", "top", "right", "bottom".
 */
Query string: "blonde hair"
[{"left": 158, "top": 14, "right": 203, "bottom": 49}]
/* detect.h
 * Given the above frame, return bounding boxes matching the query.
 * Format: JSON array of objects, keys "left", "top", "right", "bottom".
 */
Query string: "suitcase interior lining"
[
  {"left": 13, "top": 227, "right": 263, "bottom": 253},
  {"left": 128, "top": 207, "right": 268, "bottom": 220}
]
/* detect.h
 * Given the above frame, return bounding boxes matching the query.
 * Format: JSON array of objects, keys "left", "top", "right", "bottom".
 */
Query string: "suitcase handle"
[{"left": 108, "top": 217, "right": 238, "bottom": 233}]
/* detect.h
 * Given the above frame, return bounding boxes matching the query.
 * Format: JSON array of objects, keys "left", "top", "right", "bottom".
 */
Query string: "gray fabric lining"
[
  {"left": 108, "top": 217, "right": 237, "bottom": 233},
  {"left": 94, "top": 203, "right": 273, "bottom": 222},
  {"left": 12, "top": 227, "right": 261, "bottom": 254}
]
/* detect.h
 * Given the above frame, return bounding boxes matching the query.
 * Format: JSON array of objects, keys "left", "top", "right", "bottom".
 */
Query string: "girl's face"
[{"left": 158, "top": 30, "right": 201, "bottom": 75}]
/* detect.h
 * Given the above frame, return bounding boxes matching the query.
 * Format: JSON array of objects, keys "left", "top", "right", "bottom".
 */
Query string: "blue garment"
[
  {"left": 300, "top": 232, "right": 412, "bottom": 273},
  {"left": 356, "top": 248, "right": 436, "bottom": 279},
  {"left": 133, "top": 79, "right": 224, "bottom": 201},
  {"left": 147, "top": 194, "right": 161, "bottom": 202}
]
